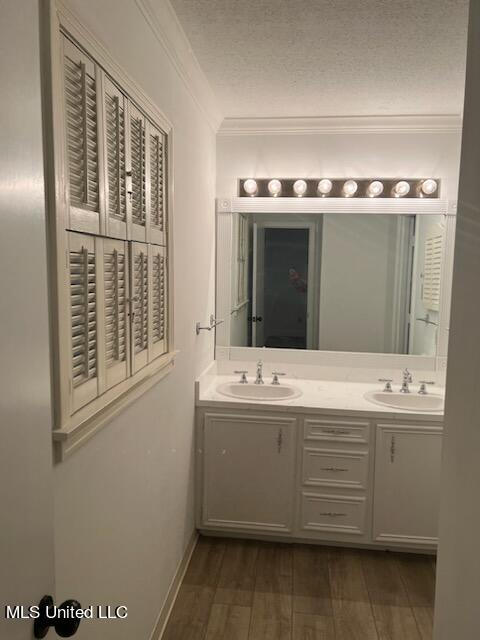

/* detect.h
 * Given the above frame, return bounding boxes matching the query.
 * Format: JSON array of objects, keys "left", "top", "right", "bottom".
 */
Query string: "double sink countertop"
[{"left": 196, "top": 375, "right": 445, "bottom": 421}]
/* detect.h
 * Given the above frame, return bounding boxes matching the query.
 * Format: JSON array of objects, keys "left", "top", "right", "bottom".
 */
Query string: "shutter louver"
[
  {"left": 104, "top": 79, "right": 127, "bottom": 237},
  {"left": 68, "top": 232, "right": 99, "bottom": 411},
  {"left": 129, "top": 106, "right": 147, "bottom": 236},
  {"left": 131, "top": 242, "right": 149, "bottom": 371},
  {"left": 149, "top": 124, "right": 166, "bottom": 245},
  {"left": 63, "top": 38, "right": 100, "bottom": 224},
  {"left": 151, "top": 246, "right": 167, "bottom": 358},
  {"left": 103, "top": 239, "right": 129, "bottom": 389},
  {"left": 423, "top": 230, "right": 443, "bottom": 312}
]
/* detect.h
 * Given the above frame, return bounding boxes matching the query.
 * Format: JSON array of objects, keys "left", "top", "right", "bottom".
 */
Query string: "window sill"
[{"left": 53, "top": 351, "right": 177, "bottom": 461}]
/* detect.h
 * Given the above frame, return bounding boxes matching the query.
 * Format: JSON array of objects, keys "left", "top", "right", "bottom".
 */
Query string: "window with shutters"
[{"left": 46, "top": 26, "right": 173, "bottom": 452}]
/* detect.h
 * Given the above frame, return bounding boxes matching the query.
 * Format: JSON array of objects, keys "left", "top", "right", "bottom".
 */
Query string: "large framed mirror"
[{"left": 216, "top": 196, "right": 455, "bottom": 361}]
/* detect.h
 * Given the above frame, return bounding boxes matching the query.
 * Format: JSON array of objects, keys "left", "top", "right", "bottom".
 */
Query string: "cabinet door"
[
  {"left": 62, "top": 36, "right": 104, "bottom": 234},
  {"left": 202, "top": 413, "right": 296, "bottom": 533},
  {"left": 374, "top": 424, "right": 442, "bottom": 546},
  {"left": 103, "top": 77, "right": 127, "bottom": 239},
  {"left": 126, "top": 102, "right": 147, "bottom": 242},
  {"left": 147, "top": 120, "right": 167, "bottom": 247}
]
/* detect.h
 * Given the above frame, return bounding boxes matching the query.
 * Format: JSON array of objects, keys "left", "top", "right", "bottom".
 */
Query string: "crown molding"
[
  {"left": 56, "top": 0, "right": 223, "bottom": 132},
  {"left": 56, "top": 0, "right": 172, "bottom": 134},
  {"left": 218, "top": 114, "right": 463, "bottom": 136},
  {"left": 135, "top": 0, "right": 223, "bottom": 132}
]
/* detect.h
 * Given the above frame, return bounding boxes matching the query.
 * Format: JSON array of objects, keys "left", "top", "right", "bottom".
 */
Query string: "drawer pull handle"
[
  {"left": 319, "top": 512, "right": 347, "bottom": 517},
  {"left": 322, "top": 428, "right": 351, "bottom": 435},
  {"left": 320, "top": 467, "right": 349, "bottom": 472},
  {"left": 390, "top": 435, "right": 396, "bottom": 463},
  {"left": 277, "top": 428, "right": 283, "bottom": 453}
]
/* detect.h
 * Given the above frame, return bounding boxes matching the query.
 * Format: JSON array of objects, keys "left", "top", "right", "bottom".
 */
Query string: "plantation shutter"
[
  {"left": 147, "top": 121, "right": 167, "bottom": 246},
  {"left": 423, "top": 229, "right": 443, "bottom": 312},
  {"left": 103, "top": 77, "right": 127, "bottom": 239},
  {"left": 62, "top": 37, "right": 104, "bottom": 234},
  {"left": 68, "top": 232, "right": 99, "bottom": 411},
  {"left": 57, "top": 33, "right": 172, "bottom": 429},
  {"left": 102, "top": 238, "right": 130, "bottom": 389},
  {"left": 127, "top": 104, "right": 147, "bottom": 242},
  {"left": 150, "top": 245, "right": 168, "bottom": 359},
  {"left": 130, "top": 242, "right": 149, "bottom": 372}
]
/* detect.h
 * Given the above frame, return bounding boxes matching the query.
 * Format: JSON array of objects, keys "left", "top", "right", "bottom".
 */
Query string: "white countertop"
[{"left": 196, "top": 375, "right": 445, "bottom": 421}]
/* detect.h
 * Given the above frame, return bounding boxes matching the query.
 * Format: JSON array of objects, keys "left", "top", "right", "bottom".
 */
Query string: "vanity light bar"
[{"left": 239, "top": 178, "right": 439, "bottom": 198}]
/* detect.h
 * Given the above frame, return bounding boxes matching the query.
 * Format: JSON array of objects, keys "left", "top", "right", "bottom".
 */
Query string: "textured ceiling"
[{"left": 169, "top": 0, "right": 469, "bottom": 118}]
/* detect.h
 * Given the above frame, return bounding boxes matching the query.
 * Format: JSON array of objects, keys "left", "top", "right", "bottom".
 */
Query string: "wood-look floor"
[{"left": 163, "top": 537, "right": 436, "bottom": 640}]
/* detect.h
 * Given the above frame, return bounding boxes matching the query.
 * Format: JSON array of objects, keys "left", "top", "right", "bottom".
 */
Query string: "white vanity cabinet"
[
  {"left": 200, "top": 412, "right": 297, "bottom": 534},
  {"left": 373, "top": 423, "right": 443, "bottom": 546},
  {"left": 196, "top": 407, "right": 443, "bottom": 551}
]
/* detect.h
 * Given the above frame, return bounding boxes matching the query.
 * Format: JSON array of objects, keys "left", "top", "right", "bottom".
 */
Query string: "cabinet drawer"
[
  {"left": 300, "top": 492, "right": 366, "bottom": 535},
  {"left": 302, "top": 448, "right": 368, "bottom": 490},
  {"left": 304, "top": 417, "right": 370, "bottom": 444}
]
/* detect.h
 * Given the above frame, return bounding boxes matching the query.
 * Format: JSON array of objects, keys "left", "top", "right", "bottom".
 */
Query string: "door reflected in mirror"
[{"left": 225, "top": 212, "right": 445, "bottom": 356}]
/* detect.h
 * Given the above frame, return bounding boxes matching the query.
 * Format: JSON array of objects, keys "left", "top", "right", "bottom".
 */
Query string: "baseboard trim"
[{"left": 149, "top": 530, "right": 199, "bottom": 640}]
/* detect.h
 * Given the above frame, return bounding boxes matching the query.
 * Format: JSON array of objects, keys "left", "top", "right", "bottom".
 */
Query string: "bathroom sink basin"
[
  {"left": 217, "top": 382, "right": 302, "bottom": 401},
  {"left": 364, "top": 390, "right": 444, "bottom": 413}
]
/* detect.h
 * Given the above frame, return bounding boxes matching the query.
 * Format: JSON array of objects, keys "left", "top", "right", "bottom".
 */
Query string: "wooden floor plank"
[
  {"left": 293, "top": 613, "right": 336, "bottom": 640},
  {"left": 362, "top": 552, "right": 409, "bottom": 606},
  {"left": 183, "top": 536, "right": 226, "bottom": 588},
  {"left": 165, "top": 537, "right": 437, "bottom": 640},
  {"left": 255, "top": 542, "right": 293, "bottom": 595},
  {"left": 215, "top": 539, "right": 259, "bottom": 606},
  {"left": 163, "top": 585, "right": 215, "bottom": 640},
  {"left": 412, "top": 607, "right": 434, "bottom": 640},
  {"left": 372, "top": 604, "right": 422, "bottom": 640},
  {"left": 205, "top": 603, "right": 251, "bottom": 640},
  {"left": 329, "top": 549, "right": 370, "bottom": 603},
  {"left": 396, "top": 555, "right": 436, "bottom": 607},
  {"left": 332, "top": 599, "right": 379, "bottom": 640},
  {"left": 293, "top": 545, "right": 332, "bottom": 616},
  {"left": 249, "top": 592, "right": 292, "bottom": 640}
]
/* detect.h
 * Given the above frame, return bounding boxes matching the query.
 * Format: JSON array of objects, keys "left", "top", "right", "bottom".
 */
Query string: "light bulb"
[
  {"left": 293, "top": 179, "right": 308, "bottom": 197},
  {"left": 317, "top": 179, "right": 333, "bottom": 196},
  {"left": 243, "top": 179, "right": 258, "bottom": 196},
  {"left": 367, "top": 180, "right": 384, "bottom": 197},
  {"left": 343, "top": 180, "right": 358, "bottom": 197},
  {"left": 421, "top": 179, "right": 438, "bottom": 195},
  {"left": 268, "top": 179, "right": 282, "bottom": 196},
  {"left": 393, "top": 180, "right": 410, "bottom": 197}
]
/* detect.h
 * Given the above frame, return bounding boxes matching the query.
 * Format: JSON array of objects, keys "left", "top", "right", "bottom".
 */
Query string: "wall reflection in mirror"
[{"left": 226, "top": 213, "right": 445, "bottom": 356}]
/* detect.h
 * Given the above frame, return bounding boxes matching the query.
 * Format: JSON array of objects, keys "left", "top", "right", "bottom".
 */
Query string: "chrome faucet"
[
  {"left": 378, "top": 378, "right": 393, "bottom": 392},
  {"left": 418, "top": 380, "right": 435, "bottom": 395},
  {"left": 272, "top": 371, "right": 286, "bottom": 385},
  {"left": 400, "top": 368, "right": 413, "bottom": 393},
  {"left": 255, "top": 360, "right": 264, "bottom": 385},
  {"left": 234, "top": 370, "right": 248, "bottom": 384}
]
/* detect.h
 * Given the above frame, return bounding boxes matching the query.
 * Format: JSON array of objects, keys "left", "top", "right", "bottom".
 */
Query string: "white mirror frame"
[{"left": 216, "top": 196, "right": 457, "bottom": 373}]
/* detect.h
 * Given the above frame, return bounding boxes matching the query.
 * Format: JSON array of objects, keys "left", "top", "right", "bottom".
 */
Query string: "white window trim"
[{"left": 42, "top": 0, "right": 176, "bottom": 460}]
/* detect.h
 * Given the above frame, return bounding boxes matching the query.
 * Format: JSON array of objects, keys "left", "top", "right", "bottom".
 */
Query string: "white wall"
[
  {"left": 53, "top": 2, "right": 217, "bottom": 639},
  {"left": 217, "top": 128, "right": 461, "bottom": 201},
  {"left": 434, "top": 3, "right": 480, "bottom": 638},
  {"left": 319, "top": 214, "right": 398, "bottom": 353}
]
